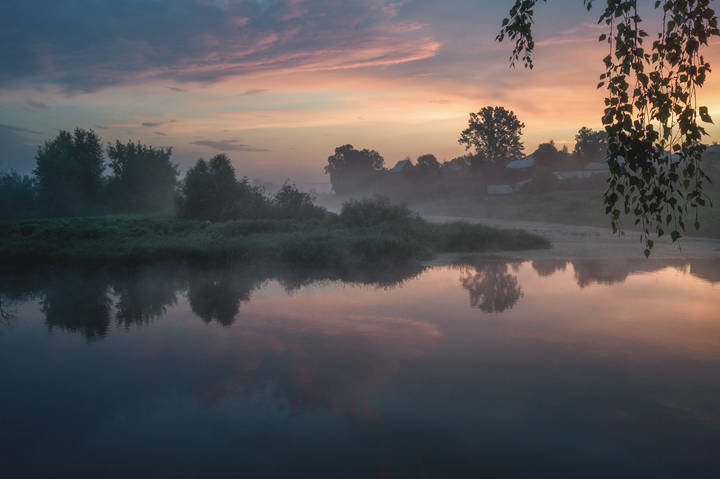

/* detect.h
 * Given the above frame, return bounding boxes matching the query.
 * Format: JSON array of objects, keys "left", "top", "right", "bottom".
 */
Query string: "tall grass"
[{"left": 0, "top": 198, "right": 549, "bottom": 270}]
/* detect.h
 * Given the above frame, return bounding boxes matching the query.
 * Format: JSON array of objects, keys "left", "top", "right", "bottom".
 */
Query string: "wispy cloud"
[
  {"left": 190, "top": 139, "right": 270, "bottom": 152},
  {"left": 142, "top": 121, "right": 163, "bottom": 127},
  {"left": 241, "top": 88, "right": 269, "bottom": 96},
  {"left": 0, "top": 123, "right": 42, "bottom": 135},
  {"left": 25, "top": 99, "right": 49, "bottom": 110},
  {"left": 0, "top": 0, "right": 439, "bottom": 92}
]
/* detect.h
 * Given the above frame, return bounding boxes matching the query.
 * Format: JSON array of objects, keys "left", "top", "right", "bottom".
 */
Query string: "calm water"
[{"left": 1, "top": 258, "right": 720, "bottom": 478}]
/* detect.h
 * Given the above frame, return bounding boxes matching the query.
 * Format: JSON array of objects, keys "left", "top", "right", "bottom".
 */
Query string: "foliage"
[
  {"left": 324, "top": 144, "right": 385, "bottom": 194},
  {"left": 533, "top": 140, "right": 561, "bottom": 167},
  {"left": 415, "top": 154, "right": 441, "bottom": 178},
  {"left": 176, "top": 154, "right": 267, "bottom": 220},
  {"left": 498, "top": 0, "right": 720, "bottom": 255},
  {"left": 272, "top": 182, "right": 326, "bottom": 219},
  {"left": 574, "top": 127, "right": 608, "bottom": 161},
  {"left": 107, "top": 140, "right": 178, "bottom": 213},
  {"left": 458, "top": 106, "right": 525, "bottom": 170},
  {"left": 0, "top": 171, "right": 36, "bottom": 219},
  {"left": 340, "top": 196, "right": 419, "bottom": 227},
  {"left": 34, "top": 128, "right": 104, "bottom": 217},
  {"left": 0, "top": 210, "right": 549, "bottom": 270}
]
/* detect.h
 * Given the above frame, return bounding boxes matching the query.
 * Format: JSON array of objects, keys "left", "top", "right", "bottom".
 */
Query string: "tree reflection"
[
  {"left": 531, "top": 259, "right": 567, "bottom": 277},
  {"left": 187, "top": 270, "right": 260, "bottom": 326},
  {"left": 112, "top": 269, "right": 181, "bottom": 328},
  {"left": 458, "top": 260, "right": 524, "bottom": 313},
  {"left": 42, "top": 272, "right": 111, "bottom": 341}
]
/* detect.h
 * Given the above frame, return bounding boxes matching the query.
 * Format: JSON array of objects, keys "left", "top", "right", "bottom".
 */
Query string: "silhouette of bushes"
[{"left": 340, "top": 196, "right": 419, "bottom": 227}]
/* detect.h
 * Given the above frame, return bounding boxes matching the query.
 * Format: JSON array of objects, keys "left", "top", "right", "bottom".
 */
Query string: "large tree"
[
  {"left": 498, "top": 0, "right": 719, "bottom": 255},
  {"left": 458, "top": 106, "right": 525, "bottom": 170},
  {"left": 324, "top": 144, "right": 385, "bottom": 195},
  {"left": 107, "top": 140, "right": 178, "bottom": 213},
  {"left": 573, "top": 127, "right": 608, "bottom": 161},
  {"left": 533, "top": 140, "right": 562, "bottom": 168},
  {"left": 34, "top": 129, "right": 104, "bottom": 217},
  {"left": 177, "top": 154, "right": 267, "bottom": 220}
]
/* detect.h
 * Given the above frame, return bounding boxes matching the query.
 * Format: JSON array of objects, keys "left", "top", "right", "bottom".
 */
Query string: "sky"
[{"left": 1, "top": 0, "right": 719, "bottom": 184}]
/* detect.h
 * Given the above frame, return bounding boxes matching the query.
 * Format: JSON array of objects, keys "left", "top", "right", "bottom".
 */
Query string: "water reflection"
[
  {"left": 457, "top": 259, "right": 524, "bottom": 313},
  {"left": 0, "top": 263, "right": 428, "bottom": 340},
  {"left": 1, "top": 258, "right": 720, "bottom": 478},
  {"left": 113, "top": 268, "right": 181, "bottom": 328},
  {"left": 42, "top": 271, "right": 111, "bottom": 341},
  {"left": 2, "top": 258, "right": 719, "bottom": 341}
]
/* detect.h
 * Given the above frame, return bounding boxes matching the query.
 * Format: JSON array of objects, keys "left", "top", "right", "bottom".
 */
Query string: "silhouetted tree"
[
  {"left": 533, "top": 140, "right": 561, "bottom": 168},
  {"left": 107, "top": 140, "right": 178, "bottom": 213},
  {"left": 272, "top": 182, "right": 324, "bottom": 219},
  {"left": 34, "top": 129, "right": 104, "bottom": 216},
  {"left": 0, "top": 170, "right": 36, "bottom": 219},
  {"left": 415, "top": 154, "right": 441, "bottom": 179},
  {"left": 177, "top": 154, "right": 267, "bottom": 220},
  {"left": 458, "top": 106, "right": 525, "bottom": 171},
  {"left": 324, "top": 144, "right": 384, "bottom": 194},
  {"left": 573, "top": 127, "right": 608, "bottom": 162}
]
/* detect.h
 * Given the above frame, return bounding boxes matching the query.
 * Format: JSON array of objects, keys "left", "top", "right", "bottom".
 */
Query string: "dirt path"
[{"left": 425, "top": 215, "right": 720, "bottom": 260}]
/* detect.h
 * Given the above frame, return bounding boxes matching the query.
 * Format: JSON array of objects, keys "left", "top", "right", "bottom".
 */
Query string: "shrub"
[
  {"left": 272, "top": 182, "right": 326, "bottom": 219},
  {"left": 340, "top": 196, "right": 419, "bottom": 227}
]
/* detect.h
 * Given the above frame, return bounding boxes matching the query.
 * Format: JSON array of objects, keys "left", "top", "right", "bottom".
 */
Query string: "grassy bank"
[{"left": 0, "top": 212, "right": 549, "bottom": 270}]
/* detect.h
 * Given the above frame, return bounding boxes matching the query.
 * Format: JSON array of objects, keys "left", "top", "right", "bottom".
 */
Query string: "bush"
[
  {"left": 340, "top": 196, "right": 419, "bottom": 227},
  {"left": 223, "top": 178, "right": 271, "bottom": 219},
  {"left": 272, "top": 183, "right": 326, "bottom": 220}
]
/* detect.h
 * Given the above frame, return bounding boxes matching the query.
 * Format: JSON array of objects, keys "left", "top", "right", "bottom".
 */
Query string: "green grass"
[{"left": 0, "top": 213, "right": 549, "bottom": 270}]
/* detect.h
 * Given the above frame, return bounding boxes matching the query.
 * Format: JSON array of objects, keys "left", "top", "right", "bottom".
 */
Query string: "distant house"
[
  {"left": 389, "top": 159, "right": 413, "bottom": 173},
  {"left": 584, "top": 161, "right": 608, "bottom": 171},
  {"left": 487, "top": 178, "right": 533, "bottom": 195},
  {"left": 506, "top": 155, "right": 535, "bottom": 169},
  {"left": 553, "top": 160, "right": 607, "bottom": 181},
  {"left": 553, "top": 170, "right": 606, "bottom": 181}
]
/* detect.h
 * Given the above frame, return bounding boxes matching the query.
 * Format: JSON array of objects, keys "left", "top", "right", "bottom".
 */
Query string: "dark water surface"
[{"left": 1, "top": 258, "right": 720, "bottom": 478}]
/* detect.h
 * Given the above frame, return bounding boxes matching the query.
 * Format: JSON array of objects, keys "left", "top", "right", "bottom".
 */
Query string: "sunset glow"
[{"left": 1, "top": 0, "right": 719, "bottom": 182}]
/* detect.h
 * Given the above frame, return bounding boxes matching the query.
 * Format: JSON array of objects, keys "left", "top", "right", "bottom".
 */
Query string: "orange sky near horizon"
[{"left": 1, "top": 0, "right": 718, "bottom": 183}]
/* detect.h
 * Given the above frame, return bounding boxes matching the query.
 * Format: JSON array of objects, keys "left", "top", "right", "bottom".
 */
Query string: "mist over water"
[{"left": 2, "top": 258, "right": 720, "bottom": 478}]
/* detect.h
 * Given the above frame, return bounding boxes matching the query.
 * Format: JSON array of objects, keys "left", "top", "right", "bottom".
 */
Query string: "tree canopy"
[
  {"left": 498, "top": 0, "right": 720, "bottom": 255},
  {"left": 574, "top": 127, "right": 609, "bottom": 161},
  {"left": 107, "top": 140, "right": 178, "bottom": 213},
  {"left": 458, "top": 106, "right": 525, "bottom": 169},
  {"left": 324, "top": 144, "right": 385, "bottom": 194},
  {"left": 34, "top": 129, "right": 104, "bottom": 217}
]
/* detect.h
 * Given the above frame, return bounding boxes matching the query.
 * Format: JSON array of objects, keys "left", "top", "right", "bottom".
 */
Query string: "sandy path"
[{"left": 424, "top": 215, "right": 720, "bottom": 260}]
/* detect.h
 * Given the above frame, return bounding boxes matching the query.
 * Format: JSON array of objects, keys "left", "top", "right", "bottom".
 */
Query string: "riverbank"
[{"left": 0, "top": 215, "right": 549, "bottom": 270}]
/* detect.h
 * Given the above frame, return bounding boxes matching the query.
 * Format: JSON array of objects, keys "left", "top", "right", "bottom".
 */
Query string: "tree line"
[
  {"left": 324, "top": 106, "right": 612, "bottom": 196},
  {"left": 0, "top": 128, "right": 324, "bottom": 221}
]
